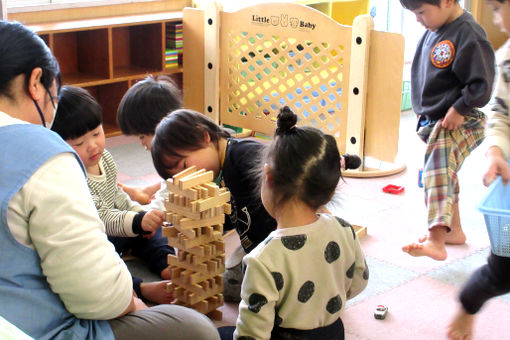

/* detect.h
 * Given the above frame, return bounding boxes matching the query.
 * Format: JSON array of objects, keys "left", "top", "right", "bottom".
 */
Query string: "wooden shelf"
[{"left": 29, "top": 12, "right": 184, "bottom": 137}]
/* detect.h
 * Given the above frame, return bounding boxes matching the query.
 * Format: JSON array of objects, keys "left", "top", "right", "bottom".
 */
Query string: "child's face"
[
  {"left": 487, "top": 0, "right": 510, "bottom": 35},
  {"left": 138, "top": 134, "right": 154, "bottom": 151},
  {"left": 410, "top": 0, "right": 456, "bottom": 31},
  {"left": 162, "top": 139, "right": 221, "bottom": 178},
  {"left": 67, "top": 125, "right": 105, "bottom": 171}
]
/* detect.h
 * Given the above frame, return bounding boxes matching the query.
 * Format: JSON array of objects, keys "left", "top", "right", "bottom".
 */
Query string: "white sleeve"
[
  {"left": 485, "top": 41, "right": 510, "bottom": 159},
  {"left": 23, "top": 153, "right": 133, "bottom": 319},
  {"left": 148, "top": 181, "right": 168, "bottom": 211},
  {"left": 234, "top": 255, "right": 277, "bottom": 340}
]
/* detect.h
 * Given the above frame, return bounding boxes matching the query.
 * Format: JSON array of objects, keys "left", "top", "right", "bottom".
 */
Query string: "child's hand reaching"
[
  {"left": 141, "top": 209, "right": 165, "bottom": 239},
  {"left": 484, "top": 146, "right": 510, "bottom": 186},
  {"left": 441, "top": 107, "right": 465, "bottom": 130}
]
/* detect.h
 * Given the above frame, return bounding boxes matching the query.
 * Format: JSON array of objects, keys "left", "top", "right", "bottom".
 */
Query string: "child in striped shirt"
[{"left": 52, "top": 85, "right": 174, "bottom": 305}]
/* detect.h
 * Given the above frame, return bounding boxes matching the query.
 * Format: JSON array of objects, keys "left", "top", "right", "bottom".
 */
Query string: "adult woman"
[{"left": 0, "top": 20, "right": 219, "bottom": 340}]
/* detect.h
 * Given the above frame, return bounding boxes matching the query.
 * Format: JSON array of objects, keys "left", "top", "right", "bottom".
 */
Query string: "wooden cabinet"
[{"left": 28, "top": 12, "right": 183, "bottom": 136}]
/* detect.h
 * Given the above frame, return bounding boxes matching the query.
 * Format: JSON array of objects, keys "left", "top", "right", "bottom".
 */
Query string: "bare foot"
[
  {"left": 140, "top": 281, "right": 173, "bottom": 304},
  {"left": 161, "top": 267, "right": 172, "bottom": 280},
  {"left": 118, "top": 183, "right": 151, "bottom": 205},
  {"left": 445, "top": 228, "right": 466, "bottom": 245},
  {"left": 402, "top": 227, "right": 448, "bottom": 260},
  {"left": 447, "top": 309, "right": 475, "bottom": 340}
]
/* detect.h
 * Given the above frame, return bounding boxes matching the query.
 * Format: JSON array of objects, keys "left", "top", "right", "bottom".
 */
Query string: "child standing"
[
  {"left": 448, "top": 1, "right": 510, "bottom": 339},
  {"left": 218, "top": 106, "right": 368, "bottom": 340},
  {"left": 116, "top": 75, "right": 182, "bottom": 208},
  {"left": 52, "top": 85, "right": 174, "bottom": 305},
  {"left": 400, "top": 0, "right": 495, "bottom": 260}
]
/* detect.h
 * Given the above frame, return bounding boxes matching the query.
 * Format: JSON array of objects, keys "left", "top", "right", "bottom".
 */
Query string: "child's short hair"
[
  {"left": 51, "top": 85, "right": 102, "bottom": 140},
  {"left": 151, "top": 109, "right": 231, "bottom": 179},
  {"left": 399, "top": 0, "right": 455, "bottom": 10},
  {"left": 262, "top": 106, "right": 341, "bottom": 210},
  {"left": 117, "top": 75, "right": 182, "bottom": 136}
]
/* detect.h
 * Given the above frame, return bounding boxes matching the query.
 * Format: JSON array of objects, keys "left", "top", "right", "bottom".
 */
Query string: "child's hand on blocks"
[{"left": 141, "top": 209, "right": 165, "bottom": 239}]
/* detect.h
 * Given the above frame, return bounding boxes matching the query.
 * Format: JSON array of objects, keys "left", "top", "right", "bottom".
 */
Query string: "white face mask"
[
  {"left": 45, "top": 103, "right": 58, "bottom": 129},
  {"left": 33, "top": 88, "right": 58, "bottom": 129}
]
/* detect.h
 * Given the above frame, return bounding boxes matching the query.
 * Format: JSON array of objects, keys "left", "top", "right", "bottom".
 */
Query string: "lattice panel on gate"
[{"left": 219, "top": 6, "right": 352, "bottom": 152}]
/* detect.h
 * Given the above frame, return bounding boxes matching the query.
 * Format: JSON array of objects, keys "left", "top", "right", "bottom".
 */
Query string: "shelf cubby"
[
  {"left": 53, "top": 29, "right": 110, "bottom": 85},
  {"left": 85, "top": 81, "right": 129, "bottom": 137},
  {"left": 112, "top": 23, "right": 164, "bottom": 78},
  {"left": 29, "top": 12, "right": 183, "bottom": 136}
]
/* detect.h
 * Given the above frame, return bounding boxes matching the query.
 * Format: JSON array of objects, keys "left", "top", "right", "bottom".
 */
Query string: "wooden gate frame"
[{"left": 183, "top": 2, "right": 405, "bottom": 177}]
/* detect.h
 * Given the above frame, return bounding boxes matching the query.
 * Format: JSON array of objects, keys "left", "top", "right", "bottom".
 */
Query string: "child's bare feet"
[
  {"left": 161, "top": 267, "right": 172, "bottom": 280},
  {"left": 447, "top": 308, "right": 475, "bottom": 340},
  {"left": 402, "top": 226, "right": 448, "bottom": 260},
  {"left": 140, "top": 280, "right": 173, "bottom": 304},
  {"left": 118, "top": 183, "right": 151, "bottom": 205}
]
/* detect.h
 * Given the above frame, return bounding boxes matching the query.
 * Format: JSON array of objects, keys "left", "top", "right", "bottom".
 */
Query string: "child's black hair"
[
  {"left": 400, "top": 0, "right": 456, "bottom": 10},
  {"left": 51, "top": 85, "right": 102, "bottom": 141},
  {"left": 151, "top": 109, "right": 231, "bottom": 179},
  {"left": 0, "top": 21, "right": 61, "bottom": 100},
  {"left": 261, "top": 106, "right": 341, "bottom": 210},
  {"left": 117, "top": 75, "right": 182, "bottom": 136}
]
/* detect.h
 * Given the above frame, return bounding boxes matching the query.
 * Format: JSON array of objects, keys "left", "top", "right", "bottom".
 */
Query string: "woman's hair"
[
  {"left": 261, "top": 106, "right": 341, "bottom": 210},
  {"left": 0, "top": 21, "right": 61, "bottom": 100},
  {"left": 151, "top": 109, "right": 231, "bottom": 179},
  {"left": 117, "top": 75, "right": 182, "bottom": 136},
  {"left": 51, "top": 86, "right": 103, "bottom": 141}
]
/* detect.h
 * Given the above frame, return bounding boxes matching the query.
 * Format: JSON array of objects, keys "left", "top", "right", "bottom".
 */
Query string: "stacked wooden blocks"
[{"left": 162, "top": 166, "right": 231, "bottom": 320}]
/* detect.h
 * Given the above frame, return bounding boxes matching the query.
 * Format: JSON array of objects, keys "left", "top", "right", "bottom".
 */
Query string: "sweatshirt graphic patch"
[{"left": 430, "top": 40, "right": 455, "bottom": 68}]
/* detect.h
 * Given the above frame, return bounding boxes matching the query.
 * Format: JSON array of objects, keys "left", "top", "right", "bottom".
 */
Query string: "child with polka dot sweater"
[{"left": 221, "top": 106, "right": 369, "bottom": 340}]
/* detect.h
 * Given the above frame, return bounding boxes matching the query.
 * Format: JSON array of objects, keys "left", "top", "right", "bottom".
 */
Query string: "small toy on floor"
[
  {"left": 382, "top": 184, "right": 405, "bottom": 194},
  {"left": 374, "top": 305, "right": 388, "bottom": 320}
]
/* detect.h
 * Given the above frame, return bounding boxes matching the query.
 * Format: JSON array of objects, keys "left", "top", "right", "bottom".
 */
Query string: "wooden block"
[
  {"left": 223, "top": 203, "right": 231, "bottom": 215},
  {"left": 203, "top": 182, "right": 219, "bottom": 196},
  {"left": 207, "top": 309, "right": 223, "bottom": 321},
  {"left": 179, "top": 170, "right": 213, "bottom": 190},
  {"left": 175, "top": 215, "right": 225, "bottom": 229},
  {"left": 172, "top": 165, "right": 198, "bottom": 181},
  {"left": 353, "top": 224, "right": 367, "bottom": 238},
  {"left": 196, "top": 191, "right": 231, "bottom": 212}
]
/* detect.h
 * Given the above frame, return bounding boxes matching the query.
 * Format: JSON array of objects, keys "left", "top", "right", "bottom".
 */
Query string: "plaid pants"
[{"left": 418, "top": 113, "right": 486, "bottom": 230}]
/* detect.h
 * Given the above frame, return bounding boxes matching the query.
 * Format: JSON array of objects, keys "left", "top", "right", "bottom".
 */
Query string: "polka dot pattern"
[
  {"left": 324, "top": 241, "right": 340, "bottom": 263},
  {"left": 272, "top": 272, "right": 284, "bottom": 291},
  {"left": 326, "top": 295, "right": 342, "bottom": 314},
  {"left": 297, "top": 281, "right": 315, "bottom": 303},
  {"left": 346, "top": 262, "right": 355, "bottom": 279},
  {"left": 363, "top": 260, "right": 369, "bottom": 280},
  {"left": 248, "top": 293, "right": 268, "bottom": 313},
  {"left": 335, "top": 216, "right": 356, "bottom": 239},
  {"left": 281, "top": 234, "right": 307, "bottom": 250}
]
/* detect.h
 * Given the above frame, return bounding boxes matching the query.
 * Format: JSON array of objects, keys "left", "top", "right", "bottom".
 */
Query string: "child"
[
  {"left": 448, "top": 1, "right": 510, "bottom": 339},
  {"left": 151, "top": 108, "right": 276, "bottom": 302},
  {"left": 116, "top": 75, "right": 182, "bottom": 207},
  {"left": 51, "top": 85, "right": 174, "bottom": 305},
  {"left": 400, "top": 0, "right": 495, "bottom": 260},
  {"left": 218, "top": 106, "right": 368, "bottom": 340}
]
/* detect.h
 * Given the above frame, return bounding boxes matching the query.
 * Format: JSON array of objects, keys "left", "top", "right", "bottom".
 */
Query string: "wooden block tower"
[{"left": 162, "top": 166, "right": 231, "bottom": 320}]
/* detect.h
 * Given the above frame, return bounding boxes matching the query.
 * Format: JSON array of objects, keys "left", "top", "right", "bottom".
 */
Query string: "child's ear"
[
  {"left": 264, "top": 163, "right": 273, "bottom": 186},
  {"left": 203, "top": 131, "right": 211, "bottom": 144},
  {"left": 27, "top": 67, "right": 44, "bottom": 101}
]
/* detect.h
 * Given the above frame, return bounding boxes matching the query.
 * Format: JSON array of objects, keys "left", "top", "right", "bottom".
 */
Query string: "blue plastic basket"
[{"left": 478, "top": 176, "right": 510, "bottom": 257}]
